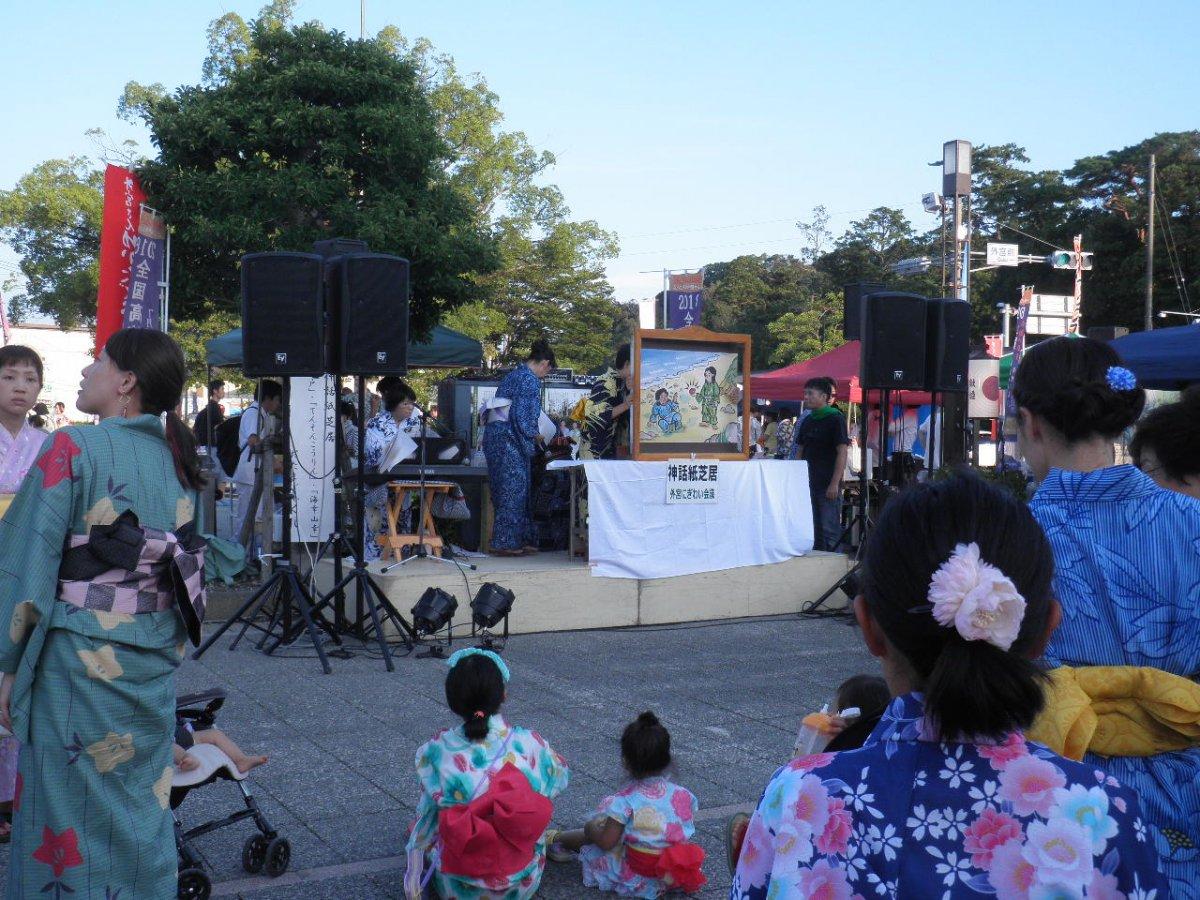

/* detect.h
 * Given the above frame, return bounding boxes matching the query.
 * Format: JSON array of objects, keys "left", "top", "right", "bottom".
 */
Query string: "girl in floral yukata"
[
  {"left": 0, "top": 329, "right": 206, "bottom": 899},
  {"left": 404, "top": 649, "right": 569, "bottom": 899},
  {"left": 547, "top": 711, "right": 706, "bottom": 897},
  {"left": 732, "top": 473, "right": 1167, "bottom": 900},
  {"left": 0, "top": 345, "right": 47, "bottom": 844}
]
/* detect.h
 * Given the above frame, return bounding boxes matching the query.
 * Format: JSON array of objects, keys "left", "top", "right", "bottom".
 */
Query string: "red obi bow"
[
  {"left": 438, "top": 763, "right": 553, "bottom": 879},
  {"left": 625, "top": 841, "right": 707, "bottom": 893}
]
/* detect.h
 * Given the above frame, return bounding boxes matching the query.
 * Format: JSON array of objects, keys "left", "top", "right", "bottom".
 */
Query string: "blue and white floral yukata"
[
  {"left": 361, "top": 408, "right": 422, "bottom": 561},
  {"left": 732, "top": 693, "right": 1167, "bottom": 900},
  {"left": 483, "top": 366, "right": 542, "bottom": 552},
  {"left": 1031, "top": 464, "right": 1200, "bottom": 898}
]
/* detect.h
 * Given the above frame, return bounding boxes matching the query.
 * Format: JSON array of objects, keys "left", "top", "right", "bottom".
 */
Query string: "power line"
[
  {"left": 995, "top": 222, "right": 1068, "bottom": 253},
  {"left": 1155, "top": 193, "right": 1192, "bottom": 312}
]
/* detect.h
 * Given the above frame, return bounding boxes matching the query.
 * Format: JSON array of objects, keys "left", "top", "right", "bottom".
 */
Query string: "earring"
[{"left": 119, "top": 394, "right": 131, "bottom": 418}]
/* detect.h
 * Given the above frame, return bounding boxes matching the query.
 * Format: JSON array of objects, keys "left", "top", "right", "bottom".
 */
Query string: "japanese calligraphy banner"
[
  {"left": 665, "top": 459, "right": 719, "bottom": 503},
  {"left": 96, "top": 165, "right": 145, "bottom": 354},
  {"left": 121, "top": 207, "right": 166, "bottom": 331},
  {"left": 669, "top": 272, "right": 703, "bottom": 292},
  {"left": 665, "top": 290, "right": 704, "bottom": 329},
  {"left": 288, "top": 376, "right": 337, "bottom": 542}
]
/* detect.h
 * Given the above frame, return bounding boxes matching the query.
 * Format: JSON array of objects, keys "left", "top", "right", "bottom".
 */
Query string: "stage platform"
[{"left": 306, "top": 550, "right": 854, "bottom": 636}]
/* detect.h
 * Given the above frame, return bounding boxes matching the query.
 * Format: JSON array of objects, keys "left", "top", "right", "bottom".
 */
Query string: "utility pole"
[
  {"left": 1144, "top": 153, "right": 1156, "bottom": 331},
  {"left": 360, "top": 0, "right": 365, "bottom": 39}
]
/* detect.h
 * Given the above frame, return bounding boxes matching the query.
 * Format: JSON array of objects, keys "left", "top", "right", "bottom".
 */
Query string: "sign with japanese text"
[
  {"left": 121, "top": 207, "right": 166, "bottom": 330},
  {"left": 968, "top": 358, "right": 1002, "bottom": 418},
  {"left": 665, "top": 290, "right": 704, "bottom": 329},
  {"left": 289, "top": 376, "right": 337, "bottom": 542},
  {"left": 669, "top": 271, "right": 703, "bottom": 292},
  {"left": 665, "top": 459, "right": 719, "bottom": 504},
  {"left": 985, "top": 242, "right": 1019, "bottom": 266},
  {"left": 95, "top": 165, "right": 146, "bottom": 353}
]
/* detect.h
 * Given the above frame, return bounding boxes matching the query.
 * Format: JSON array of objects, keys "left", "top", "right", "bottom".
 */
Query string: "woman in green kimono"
[
  {"left": 697, "top": 366, "right": 721, "bottom": 429},
  {"left": 0, "top": 329, "right": 205, "bottom": 900}
]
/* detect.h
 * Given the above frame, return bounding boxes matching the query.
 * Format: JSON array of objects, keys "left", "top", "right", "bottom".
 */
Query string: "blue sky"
[{"left": 2, "top": 0, "right": 1197, "bottom": 305}]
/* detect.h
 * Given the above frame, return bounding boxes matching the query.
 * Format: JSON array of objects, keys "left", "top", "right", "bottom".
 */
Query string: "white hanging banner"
[{"left": 288, "top": 376, "right": 337, "bottom": 542}]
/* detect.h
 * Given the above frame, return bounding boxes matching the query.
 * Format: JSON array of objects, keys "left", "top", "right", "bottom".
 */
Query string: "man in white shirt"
[{"left": 235, "top": 380, "right": 283, "bottom": 545}]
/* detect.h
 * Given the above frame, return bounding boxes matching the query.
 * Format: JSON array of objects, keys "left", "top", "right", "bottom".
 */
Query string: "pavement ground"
[{"left": 0, "top": 602, "right": 875, "bottom": 899}]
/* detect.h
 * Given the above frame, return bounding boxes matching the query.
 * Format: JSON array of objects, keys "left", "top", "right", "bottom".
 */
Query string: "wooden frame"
[{"left": 630, "top": 326, "right": 752, "bottom": 461}]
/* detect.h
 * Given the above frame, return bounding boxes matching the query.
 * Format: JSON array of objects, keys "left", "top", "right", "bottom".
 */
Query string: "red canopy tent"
[{"left": 749, "top": 341, "right": 931, "bottom": 406}]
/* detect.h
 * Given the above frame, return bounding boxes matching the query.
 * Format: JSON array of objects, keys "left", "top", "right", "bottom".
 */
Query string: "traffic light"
[{"left": 1046, "top": 251, "right": 1093, "bottom": 270}]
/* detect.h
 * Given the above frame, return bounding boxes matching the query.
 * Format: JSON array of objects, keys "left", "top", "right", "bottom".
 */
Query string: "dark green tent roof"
[{"left": 205, "top": 325, "right": 483, "bottom": 370}]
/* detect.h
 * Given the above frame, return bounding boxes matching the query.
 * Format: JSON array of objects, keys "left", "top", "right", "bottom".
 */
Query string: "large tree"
[
  {"left": 124, "top": 11, "right": 498, "bottom": 336},
  {"left": 0, "top": 158, "right": 103, "bottom": 327}
]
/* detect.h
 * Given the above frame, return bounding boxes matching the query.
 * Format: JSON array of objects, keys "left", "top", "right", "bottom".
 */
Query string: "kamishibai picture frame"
[{"left": 630, "top": 326, "right": 752, "bottom": 461}]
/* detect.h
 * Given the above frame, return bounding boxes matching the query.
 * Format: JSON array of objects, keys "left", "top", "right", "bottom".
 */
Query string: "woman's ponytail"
[
  {"left": 165, "top": 410, "right": 206, "bottom": 492},
  {"left": 923, "top": 640, "right": 1046, "bottom": 742}
]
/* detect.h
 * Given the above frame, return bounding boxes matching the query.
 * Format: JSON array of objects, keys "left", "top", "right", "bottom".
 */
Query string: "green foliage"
[
  {"left": 130, "top": 11, "right": 499, "bottom": 336},
  {"left": 702, "top": 254, "right": 832, "bottom": 369},
  {"left": 0, "top": 158, "right": 104, "bottom": 327},
  {"left": 170, "top": 304, "right": 247, "bottom": 388},
  {"left": 765, "top": 292, "right": 844, "bottom": 366}
]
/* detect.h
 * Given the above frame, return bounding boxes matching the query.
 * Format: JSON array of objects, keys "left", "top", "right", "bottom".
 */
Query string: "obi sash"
[
  {"left": 625, "top": 841, "right": 708, "bottom": 893},
  {"left": 57, "top": 510, "right": 207, "bottom": 646},
  {"left": 437, "top": 761, "right": 553, "bottom": 880}
]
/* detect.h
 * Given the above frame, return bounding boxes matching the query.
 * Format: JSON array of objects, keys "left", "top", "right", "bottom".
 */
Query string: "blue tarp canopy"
[
  {"left": 205, "top": 325, "right": 483, "bottom": 370},
  {"left": 1110, "top": 324, "right": 1200, "bottom": 390}
]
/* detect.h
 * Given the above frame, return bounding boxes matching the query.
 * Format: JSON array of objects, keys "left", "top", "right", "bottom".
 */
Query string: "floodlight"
[
  {"left": 411, "top": 587, "right": 457, "bottom": 657},
  {"left": 470, "top": 583, "right": 515, "bottom": 650}
]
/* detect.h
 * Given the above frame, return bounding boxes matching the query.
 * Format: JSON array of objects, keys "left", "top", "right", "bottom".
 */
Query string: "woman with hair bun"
[
  {"left": 404, "top": 649, "right": 569, "bottom": 899},
  {"left": 483, "top": 339, "right": 556, "bottom": 555},
  {"left": 0, "top": 328, "right": 207, "bottom": 898},
  {"left": 732, "top": 473, "right": 1165, "bottom": 898},
  {"left": 1013, "top": 336, "right": 1200, "bottom": 895}
]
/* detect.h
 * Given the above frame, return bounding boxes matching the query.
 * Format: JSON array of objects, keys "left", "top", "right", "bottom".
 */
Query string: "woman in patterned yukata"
[
  {"left": 579, "top": 343, "right": 632, "bottom": 460},
  {"left": 483, "top": 340, "right": 555, "bottom": 556},
  {"left": 0, "top": 346, "right": 49, "bottom": 843},
  {"left": 696, "top": 366, "right": 720, "bottom": 430},
  {"left": 0, "top": 329, "right": 206, "bottom": 899},
  {"left": 361, "top": 378, "right": 421, "bottom": 561},
  {"left": 1013, "top": 336, "right": 1200, "bottom": 897},
  {"left": 404, "top": 648, "right": 569, "bottom": 899},
  {"left": 732, "top": 473, "right": 1167, "bottom": 899}
]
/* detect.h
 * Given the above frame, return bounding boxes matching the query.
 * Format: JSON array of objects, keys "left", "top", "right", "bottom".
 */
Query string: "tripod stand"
[
  {"left": 195, "top": 380, "right": 343, "bottom": 674},
  {"left": 311, "top": 377, "right": 419, "bottom": 672}
]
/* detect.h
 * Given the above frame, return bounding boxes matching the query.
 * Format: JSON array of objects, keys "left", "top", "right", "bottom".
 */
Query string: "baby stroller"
[{"left": 173, "top": 689, "right": 291, "bottom": 899}]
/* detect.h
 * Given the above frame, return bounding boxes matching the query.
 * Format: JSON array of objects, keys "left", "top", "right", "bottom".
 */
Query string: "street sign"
[
  {"left": 1027, "top": 293, "right": 1076, "bottom": 336},
  {"left": 986, "top": 242, "right": 1019, "bottom": 267},
  {"left": 891, "top": 256, "right": 932, "bottom": 276}
]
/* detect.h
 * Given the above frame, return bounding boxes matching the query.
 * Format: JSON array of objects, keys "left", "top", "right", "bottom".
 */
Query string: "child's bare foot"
[
  {"left": 232, "top": 753, "right": 268, "bottom": 773},
  {"left": 177, "top": 753, "right": 200, "bottom": 772}
]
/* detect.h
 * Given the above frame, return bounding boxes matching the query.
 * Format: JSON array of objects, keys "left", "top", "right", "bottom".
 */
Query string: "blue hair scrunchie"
[
  {"left": 1105, "top": 366, "right": 1137, "bottom": 392},
  {"left": 446, "top": 647, "right": 511, "bottom": 683}
]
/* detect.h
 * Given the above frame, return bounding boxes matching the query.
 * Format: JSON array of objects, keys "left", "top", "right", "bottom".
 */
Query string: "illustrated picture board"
[{"left": 631, "top": 326, "right": 752, "bottom": 460}]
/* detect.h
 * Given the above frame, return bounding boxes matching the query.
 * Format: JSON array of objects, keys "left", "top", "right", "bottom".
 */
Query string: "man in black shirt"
[
  {"left": 793, "top": 377, "right": 849, "bottom": 551},
  {"left": 193, "top": 378, "right": 226, "bottom": 451}
]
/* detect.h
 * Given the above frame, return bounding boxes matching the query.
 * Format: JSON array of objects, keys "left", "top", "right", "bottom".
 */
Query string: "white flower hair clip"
[{"left": 927, "top": 542, "right": 1026, "bottom": 651}]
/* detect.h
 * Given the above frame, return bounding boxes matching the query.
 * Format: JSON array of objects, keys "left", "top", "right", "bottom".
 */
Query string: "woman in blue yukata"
[
  {"left": 1013, "top": 336, "right": 1200, "bottom": 897},
  {"left": 648, "top": 389, "right": 683, "bottom": 435},
  {"left": 362, "top": 378, "right": 421, "bottom": 561},
  {"left": 483, "top": 339, "right": 555, "bottom": 556},
  {"left": 732, "top": 473, "right": 1167, "bottom": 899}
]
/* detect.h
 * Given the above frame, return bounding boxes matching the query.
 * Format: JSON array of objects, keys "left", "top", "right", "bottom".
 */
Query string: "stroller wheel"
[
  {"left": 264, "top": 836, "right": 291, "bottom": 877},
  {"left": 242, "top": 834, "right": 270, "bottom": 873},
  {"left": 177, "top": 867, "right": 211, "bottom": 900}
]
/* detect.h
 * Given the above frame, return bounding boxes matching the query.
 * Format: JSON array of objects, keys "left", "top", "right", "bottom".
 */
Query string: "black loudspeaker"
[
  {"left": 313, "top": 237, "right": 369, "bottom": 258},
  {"left": 330, "top": 253, "right": 410, "bottom": 375},
  {"left": 241, "top": 252, "right": 326, "bottom": 376},
  {"left": 860, "top": 292, "right": 928, "bottom": 390},
  {"left": 842, "top": 281, "right": 886, "bottom": 340},
  {"left": 925, "top": 298, "right": 971, "bottom": 392}
]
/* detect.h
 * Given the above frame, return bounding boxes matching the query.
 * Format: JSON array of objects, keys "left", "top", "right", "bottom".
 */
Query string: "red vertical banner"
[{"left": 95, "top": 165, "right": 146, "bottom": 354}]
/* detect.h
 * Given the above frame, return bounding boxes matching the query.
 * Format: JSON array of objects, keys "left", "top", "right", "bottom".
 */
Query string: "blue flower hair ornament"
[
  {"left": 446, "top": 647, "right": 511, "bottom": 683},
  {"left": 1105, "top": 366, "right": 1137, "bottom": 392}
]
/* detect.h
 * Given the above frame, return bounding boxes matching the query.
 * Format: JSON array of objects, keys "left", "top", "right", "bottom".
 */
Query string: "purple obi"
[{"left": 57, "top": 510, "right": 207, "bottom": 645}]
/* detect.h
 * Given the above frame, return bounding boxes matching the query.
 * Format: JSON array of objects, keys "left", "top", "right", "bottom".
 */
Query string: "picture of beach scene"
[{"left": 637, "top": 346, "right": 743, "bottom": 445}]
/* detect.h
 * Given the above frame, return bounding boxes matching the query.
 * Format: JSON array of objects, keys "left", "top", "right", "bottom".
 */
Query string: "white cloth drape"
[{"left": 582, "top": 460, "right": 814, "bottom": 579}]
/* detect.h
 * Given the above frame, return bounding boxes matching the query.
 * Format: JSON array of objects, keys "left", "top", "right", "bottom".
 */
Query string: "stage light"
[
  {"left": 411, "top": 588, "right": 458, "bottom": 635},
  {"left": 471, "top": 583, "right": 515, "bottom": 629},
  {"left": 470, "top": 583, "right": 514, "bottom": 650}
]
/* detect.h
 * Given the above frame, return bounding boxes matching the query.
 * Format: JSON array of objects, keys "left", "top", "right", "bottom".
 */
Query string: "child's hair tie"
[
  {"left": 924, "top": 542, "right": 1026, "bottom": 651},
  {"left": 1106, "top": 366, "right": 1137, "bottom": 392},
  {"left": 472, "top": 711, "right": 486, "bottom": 719},
  {"left": 446, "top": 647, "right": 511, "bottom": 683}
]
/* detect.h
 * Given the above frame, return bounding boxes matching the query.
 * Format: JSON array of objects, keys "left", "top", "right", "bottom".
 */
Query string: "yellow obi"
[
  {"left": 0, "top": 493, "right": 13, "bottom": 521},
  {"left": 1028, "top": 665, "right": 1200, "bottom": 760}
]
